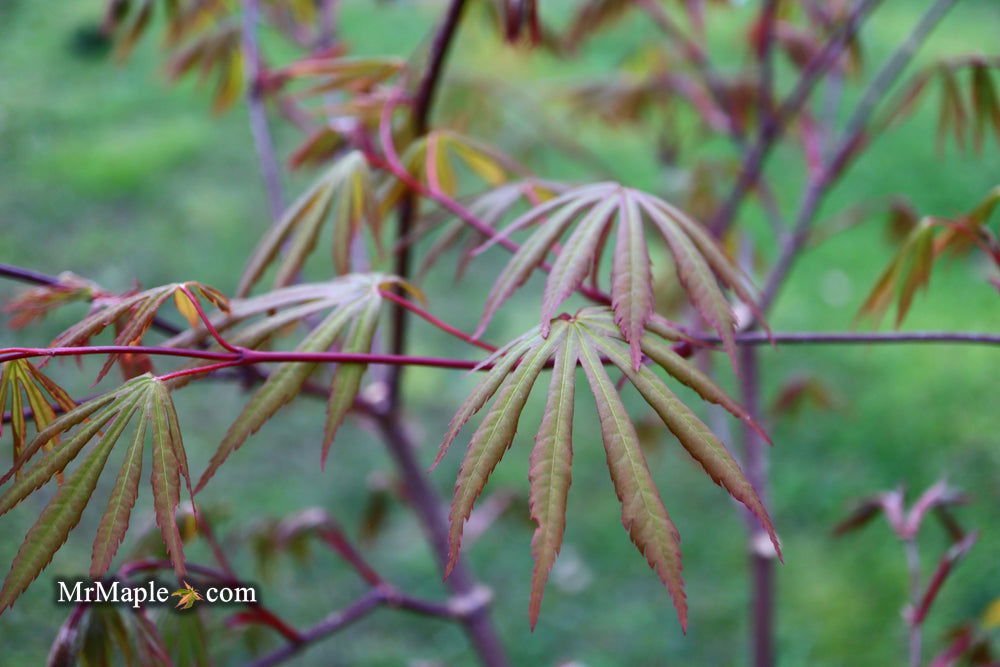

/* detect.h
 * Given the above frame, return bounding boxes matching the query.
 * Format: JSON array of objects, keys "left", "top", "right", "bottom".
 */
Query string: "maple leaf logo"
[{"left": 171, "top": 582, "right": 203, "bottom": 610}]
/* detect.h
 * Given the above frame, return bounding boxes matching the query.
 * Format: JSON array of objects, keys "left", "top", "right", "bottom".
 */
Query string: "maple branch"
[
  {"left": 3, "top": 329, "right": 999, "bottom": 390},
  {"left": 755, "top": 0, "right": 781, "bottom": 129},
  {"left": 242, "top": 0, "right": 285, "bottom": 222},
  {"left": 370, "top": 411, "right": 506, "bottom": 666},
  {"left": 709, "top": 0, "right": 883, "bottom": 237},
  {"left": 249, "top": 577, "right": 471, "bottom": 667}
]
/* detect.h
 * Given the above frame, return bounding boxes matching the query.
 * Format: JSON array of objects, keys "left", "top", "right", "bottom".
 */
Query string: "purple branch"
[
  {"left": 708, "top": 0, "right": 883, "bottom": 238},
  {"left": 242, "top": 0, "right": 286, "bottom": 221}
]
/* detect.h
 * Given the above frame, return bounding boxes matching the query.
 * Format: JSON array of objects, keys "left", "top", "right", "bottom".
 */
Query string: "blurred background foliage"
[{"left": 1, "top": 0, "right": 998, "bottom": 664}]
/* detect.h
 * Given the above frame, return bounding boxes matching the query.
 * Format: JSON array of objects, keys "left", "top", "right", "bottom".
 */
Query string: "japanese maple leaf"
[{"left": 171, "top": 582, "right": 202, "bottom": 610}]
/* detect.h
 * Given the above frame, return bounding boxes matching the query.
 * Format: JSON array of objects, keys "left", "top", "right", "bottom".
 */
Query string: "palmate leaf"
[
  {"left": 575, "top": 328, "right": 687, "bottom": 629},
  {"left": 237, "top": 151, "right": 381, "bottom": 297},
  {"left": 49, "top": 281, "right": 229, "bottom": 383},
  {"left": 476, "top": 182, "right": 764, "bottom": 371},
  {"left": 0, "top": 374, "right": 191, "bottom": 612},
  {"left": 438, "top": 309, "right": 777, "bottom": 629},
  {"left": 195, "top": 274, "right": 399, "bottom": 492}
]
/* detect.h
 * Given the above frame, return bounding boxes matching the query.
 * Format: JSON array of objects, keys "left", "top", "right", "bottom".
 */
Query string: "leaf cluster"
[{"left": 436, "top": 308, "right": 779, "bottom": 629}]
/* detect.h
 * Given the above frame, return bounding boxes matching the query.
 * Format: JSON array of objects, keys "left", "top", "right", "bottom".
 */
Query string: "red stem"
[
  {"left": 379, "top": 290, "right": 497, "bottom": 352},
  {"left": 177, "top": 285, "right": 242, "bottom": 353}
]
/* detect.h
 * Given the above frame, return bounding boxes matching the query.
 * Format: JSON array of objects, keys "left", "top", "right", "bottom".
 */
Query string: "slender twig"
[
  {"left": 3, "top": 330, "right": 998, "bottom": 378},
  {"left": 118, "top": 559, "right": 303, "bottom": 643},
  {"left": 755, "top": 0, "right": 780, "bottom": 129},
  {"left": 177, "top": 285, "right": 241, "bottom": 353},
  {"left": 379, "top": 289, "right": 497, "bottom": 352},
  {"left": 371, "top": 412, "right": 506, "bottom": 667},
  {"left": 242, "top": 0, "right": 285, "bottom": 221}
]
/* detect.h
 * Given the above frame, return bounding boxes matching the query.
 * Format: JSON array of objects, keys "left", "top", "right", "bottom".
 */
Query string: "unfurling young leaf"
[
  {"left": 440, "top": 310, "right": 776, "bottom": 629},
  {"left": 48, "top": 281, "right": 229, "bottom": 384},
  {"left": 475, "top": 182, "right": 764, "bottom": 371},
  {"left": 0, "top": 375, "right": 192, "bottom": 612}
]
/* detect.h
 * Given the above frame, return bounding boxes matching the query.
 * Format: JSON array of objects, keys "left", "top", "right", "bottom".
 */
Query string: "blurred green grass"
[{"left": 1, "top": 0, "right": 999, "bottom": 665}]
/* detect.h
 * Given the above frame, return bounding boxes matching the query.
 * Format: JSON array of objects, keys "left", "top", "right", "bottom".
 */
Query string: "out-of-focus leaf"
[
  {"left": 197, "top": 275, "right": 397, "bottom": 491},
  {"left": 476, "top": 183, "right": 762, "bottom": 372},
  {"left": 237, "top": 151, "right": 380, "bottom": 297},
  {"left": 379, "top": 130, "right": 517, "bottom": 215},
  {"left": 858, "top": 219, "right": 938, "bottom": 327},
  {"left": 2, "top": 272, "right": 100, "bottom": 329}
]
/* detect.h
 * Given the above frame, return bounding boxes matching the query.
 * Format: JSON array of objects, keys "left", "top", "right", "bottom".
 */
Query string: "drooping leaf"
[
  {"left": 446, "top": 324, "right": 566, "bottom": 576},
  {"left": 196, "top": 275, "right": 397, "bottom": 491},
  {"left": 195, "top": 306, "right": 354, "bottom": 493},
  {"left": 90, "top": 402, "right": 147, "bottom": 577},
  {"left": 0, "top": 360, "right": 77, "bottom": 477},
  {"left": 0, "top": 374, "right": 196, "bottom": 611},
  {"left": 583, "top": 328, "right": 780, "bottom": 558},
  {"left": 527, "top": 329, "right": 578, "bottom": 628},
  {"left": 149, "top": 381, "right": 187, "bottom": 579},
  {"left": 575, "top": 327, "right": 687, "bottom": 630},
  {"left": 432, "top": 331, "right": 542, "bottom": 469},
  {"left": 441, "top": 309, "right": 776, "bottom": 630}
]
